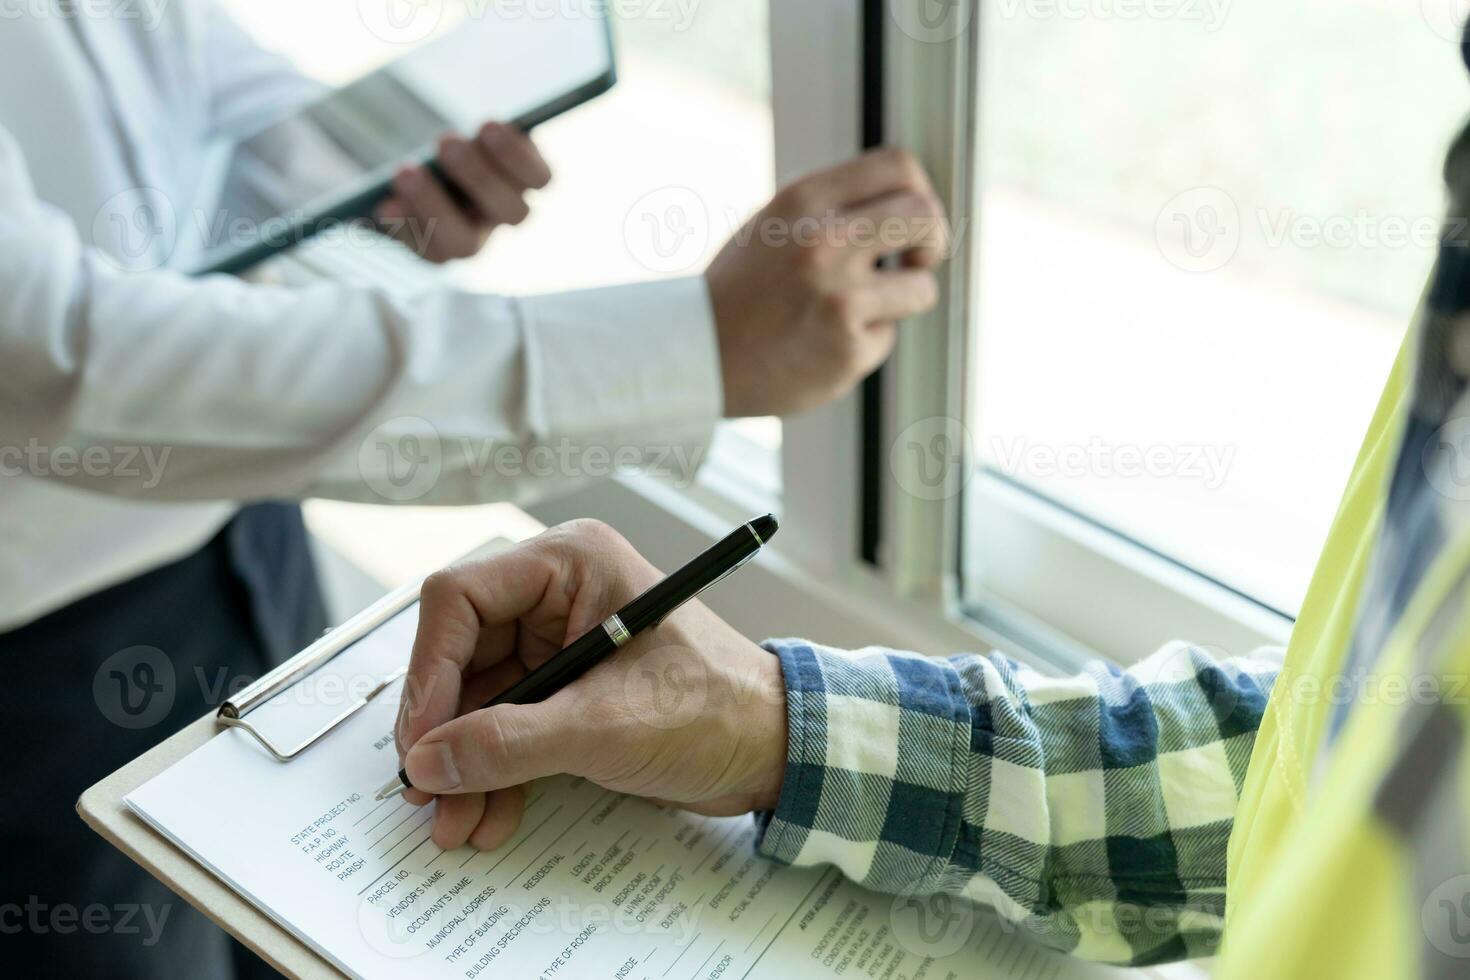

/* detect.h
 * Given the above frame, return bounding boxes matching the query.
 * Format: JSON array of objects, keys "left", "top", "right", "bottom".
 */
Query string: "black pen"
[{"left": 374, "top": 514, "right": 779, "bottom": 801}]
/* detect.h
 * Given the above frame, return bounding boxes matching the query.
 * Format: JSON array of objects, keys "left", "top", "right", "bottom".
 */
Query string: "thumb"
[{"left": 404, "top": 700, "right": 582, "bottom": 795}]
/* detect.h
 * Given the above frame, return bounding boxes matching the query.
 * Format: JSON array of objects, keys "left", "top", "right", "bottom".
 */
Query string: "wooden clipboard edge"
[
  {"left": 75, "top": 536, "right": 520, "bottom": 978},
  {"left": 77, "top": 711, "right": 348, "bottom": 979}
]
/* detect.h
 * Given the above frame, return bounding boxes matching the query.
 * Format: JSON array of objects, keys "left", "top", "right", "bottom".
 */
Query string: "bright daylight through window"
[{"left": 967, "top": 0, "right": 1468, "bottom": 614}]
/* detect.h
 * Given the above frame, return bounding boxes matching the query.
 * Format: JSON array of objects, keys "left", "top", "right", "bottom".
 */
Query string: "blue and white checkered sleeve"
[{"left": 754, "top": 638, "right": 1281, "bottom": 966}]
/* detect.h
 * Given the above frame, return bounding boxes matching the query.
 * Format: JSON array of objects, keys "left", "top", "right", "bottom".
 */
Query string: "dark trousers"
[{"left": 0, "top": 503, "right": 327, "bottom": 979}]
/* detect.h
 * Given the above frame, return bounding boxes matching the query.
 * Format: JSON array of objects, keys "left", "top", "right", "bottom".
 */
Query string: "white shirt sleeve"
[
  {"left": 192, "top": 3, "right": 329, "bottom": 137},
  {"left": 0, "top": 123, "right": 724, "bottom": 505}
]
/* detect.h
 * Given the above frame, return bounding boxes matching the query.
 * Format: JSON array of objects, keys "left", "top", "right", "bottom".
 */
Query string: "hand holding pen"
[{"left": 388, "top": 518, "right": 789, "bottom": 853}]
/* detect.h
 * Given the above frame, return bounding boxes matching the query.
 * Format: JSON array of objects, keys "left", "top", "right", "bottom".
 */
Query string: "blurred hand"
[
  {"left": 376, "top": 121, "right": 551, "bottom": 263},
  {"left": 395, "top": 520, "right": 788, "bottom": 852},
  {"left": 707, "top": 146, "right": 949, "bottom": 417}
]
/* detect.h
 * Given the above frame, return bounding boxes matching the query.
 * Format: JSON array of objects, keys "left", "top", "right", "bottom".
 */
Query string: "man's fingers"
[
  {"left": 405, "top": 699, "right": 580, "bottom": 795},
  {"left": 385, "top": 166, "right": 482, "bottom": 261},
  {"left": 438, "top": 135, "right": 531, "bottom": 227},
  {"left": 791, "top": 146, "right": 936, "bottom": 212},
  {"left": 852, "top": 321, "right": 899, "bottom": 378},
  {"left": 398, "top": 544, "right": 563, "bottom": 756},
  {"left": 476, "top": 122, "right": 551, "bottom": 191},
  {"left": 457, "top": 656, "right": 528, "bottom": 714},
  {"left": 468, "top": 785, "right": 527, "bottom": 851},
  {"left": 431, "top": 790, "right": 486, "bottom": 850},
  {"left": 840, "top": 191, "right": 949, "bottom": 268},
  {"left": 862, "top": 268, "right": 940, "bottom": 324}
]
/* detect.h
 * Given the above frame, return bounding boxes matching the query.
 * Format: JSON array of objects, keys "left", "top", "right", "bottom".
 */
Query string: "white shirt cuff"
[{"left": 517, "top": 275, "right": 724, "bottom": 443}]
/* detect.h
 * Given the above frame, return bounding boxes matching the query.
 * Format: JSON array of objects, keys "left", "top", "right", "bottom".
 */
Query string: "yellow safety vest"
[{"left": 1219, "top": 333, "right": 1470, "bottom": 977}]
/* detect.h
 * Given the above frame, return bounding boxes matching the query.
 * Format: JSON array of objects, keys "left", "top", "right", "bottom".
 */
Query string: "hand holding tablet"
[{"left": 186, "top": 11, "right": 615, "bottom": 276}]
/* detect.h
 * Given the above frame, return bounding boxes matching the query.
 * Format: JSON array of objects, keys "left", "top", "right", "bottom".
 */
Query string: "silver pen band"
[{"left": 602, "top": 613, "right": 632, "bottom": 648}]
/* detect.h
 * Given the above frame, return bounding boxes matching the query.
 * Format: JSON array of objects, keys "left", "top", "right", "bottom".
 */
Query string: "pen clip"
[{"left": 652, "top": 548, "right": 759, "bottom": 628}]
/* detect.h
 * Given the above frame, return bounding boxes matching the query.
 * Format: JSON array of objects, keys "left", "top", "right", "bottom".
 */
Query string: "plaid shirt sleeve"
[{"left": 753, "top": 638, "right": 1282, "bottom": 966}]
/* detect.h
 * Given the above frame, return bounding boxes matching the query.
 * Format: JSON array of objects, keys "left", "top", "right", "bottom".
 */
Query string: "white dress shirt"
[{"left": 0, "top": 6, "right": 722, "bottom": 631}]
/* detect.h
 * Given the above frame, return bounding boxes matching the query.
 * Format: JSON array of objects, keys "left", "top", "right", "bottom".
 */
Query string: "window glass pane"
[{"left": 969, "top": 2, "right": 1464, "bottom": 612}]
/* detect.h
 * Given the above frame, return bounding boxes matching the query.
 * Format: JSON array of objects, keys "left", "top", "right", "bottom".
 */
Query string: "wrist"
[
  {"left": 706, "top": 284, "right": 740, "bottom": 419},
  {"left": 745, "top": 648, "right": 788, "bottom": 811}
]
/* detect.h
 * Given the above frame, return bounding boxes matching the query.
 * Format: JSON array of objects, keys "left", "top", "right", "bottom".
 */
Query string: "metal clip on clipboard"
[{"left": 216, "top": 582, "right": 421, "bottom": 763}]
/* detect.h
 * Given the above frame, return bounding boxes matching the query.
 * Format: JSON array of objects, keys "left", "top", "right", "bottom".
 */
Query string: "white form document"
[{"left": 128, "top": 606, "right": 1131, "bottom": 980}]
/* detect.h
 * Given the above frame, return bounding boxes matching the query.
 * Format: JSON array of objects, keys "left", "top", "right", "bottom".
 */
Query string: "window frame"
[
  {"left": 872, "top": 0, "right": 1292, "bottom": 664},
  {"left": 533, "top": 0, "right": 1291, "bottom": 671}
]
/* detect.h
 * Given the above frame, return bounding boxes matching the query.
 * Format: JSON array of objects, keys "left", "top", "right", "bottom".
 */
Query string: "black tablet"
[{"left": 183, "top": 11, "right": 615, "bottom": 276}]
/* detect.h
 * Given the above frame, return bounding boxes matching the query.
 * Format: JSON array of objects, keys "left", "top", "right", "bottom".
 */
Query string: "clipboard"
[{"left": 77, "top": 539, "right": 513, "bottom": 978}]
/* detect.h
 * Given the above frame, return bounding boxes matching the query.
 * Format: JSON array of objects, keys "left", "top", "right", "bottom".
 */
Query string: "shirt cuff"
[
  {"left": 753, "top": 639, "right": 972, "bottom": 896},
  {"left": 517, "top": 276, "right": 724, "bottom": 445}
]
